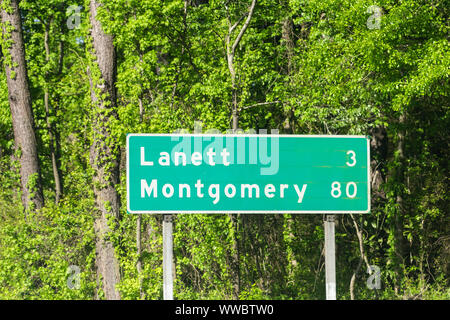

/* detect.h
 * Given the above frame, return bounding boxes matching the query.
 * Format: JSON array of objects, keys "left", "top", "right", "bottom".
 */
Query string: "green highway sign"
[{"left": 126, "top": 134, "right": 370, "bottom": 214}]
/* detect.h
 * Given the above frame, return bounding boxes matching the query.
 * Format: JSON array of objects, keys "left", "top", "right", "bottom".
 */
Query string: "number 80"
[{"left": 331, "top": 181, "right": 357, "bottom": 198}]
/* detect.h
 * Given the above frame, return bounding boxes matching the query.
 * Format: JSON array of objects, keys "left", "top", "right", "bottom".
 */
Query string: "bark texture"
[
  {"left": 88, "top": 0, "right": 121, "bottom": 300},
  {"left": 1, "top": 0, "right": 44, "bottom": 211}
]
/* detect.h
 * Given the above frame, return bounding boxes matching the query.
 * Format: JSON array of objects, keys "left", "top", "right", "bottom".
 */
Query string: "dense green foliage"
[{"left": 0, "top": 0, "right": 448, "bottom": 299}]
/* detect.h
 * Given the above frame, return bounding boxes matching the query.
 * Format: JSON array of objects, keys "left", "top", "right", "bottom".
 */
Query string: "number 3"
[{"left": 346, "top": 150, "right": 356, "bottom": 167}]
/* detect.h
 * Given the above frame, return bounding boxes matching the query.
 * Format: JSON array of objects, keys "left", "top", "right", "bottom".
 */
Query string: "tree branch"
[
  {"left": 241, "top": 100, "right": 282, "bottom": 111},
  {"left": 349, "top": 214, "right": 372, "bottom": 300},
  {"left": 231, "top": 0, "right": 257, "bottom": 55},
  {"left": 229, "top": 15, "right": 244, "bottom": 35}
]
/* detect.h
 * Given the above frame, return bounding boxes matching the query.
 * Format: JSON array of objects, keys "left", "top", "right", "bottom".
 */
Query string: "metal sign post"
[
  {"left": 324, "top": 215, "right": 336, "bottom": 300},
  {"left": 163, "top": 214, "right": 174, "bottom": 300}
]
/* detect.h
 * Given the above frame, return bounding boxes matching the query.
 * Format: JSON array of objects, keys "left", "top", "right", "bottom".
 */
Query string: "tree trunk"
[
  {"left": 369, "top": 126, "right": 388, "bottom": 199},
  {"left": 392, "top": 111, "right": 408, "bottom": 293},
  {"left": 349, "top": 214, "right": 372, "bottom": 300},
  {"left": 226, "top": 45, "right": 239, "bottom": 130},
  {"left": 229, "top": 95, "right": 241, "bottom": 300},
  {"left": 281, "top": 17, "right": 294, "bottom": 75},
  {"left": 88, "top": 0, "right": 121, "bottom": 300},
  {"left": 225, "top": 0, "right": 256, "bottom": 132},
  {"left": 44, "top": 25, "right": 63, "bottom": 203},
  {"left": 1, "top": 0, "right": 44, "bottom": 211},
  {"left": 223, "top": 1, "right": 257, "bottom": 298},
  {"left": 228, "top": 212, "right": 240, "bottom": 299},
  {"left": 281, "top": 15, "right": 295, "bottom": 133}
]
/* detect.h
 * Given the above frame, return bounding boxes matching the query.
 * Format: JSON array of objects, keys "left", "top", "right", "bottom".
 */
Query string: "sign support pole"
[
  {"left": 163, "top": 214, "right": 174, "bottom": 300},
  {"left": 324, "top": 215, "right": 336, "bottom": 300}
]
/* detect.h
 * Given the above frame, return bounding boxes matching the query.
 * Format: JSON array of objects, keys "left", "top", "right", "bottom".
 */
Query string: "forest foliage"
[{"left": 0, "top": 0, "right": 448, "bottom": 299}]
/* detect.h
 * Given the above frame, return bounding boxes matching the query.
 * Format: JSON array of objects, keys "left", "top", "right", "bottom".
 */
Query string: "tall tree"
[
  {"left": 225, "top": 0, "right": 256, "bottom": 130},
  {"left": 88, "top": 0, "right": 121, "bottom": 300},
  {"left": 1, "top": 0, "right": 44, "bottom": 211},
  {"left": 223, "top": 0, "right": 257, "bottom": 299},
  {"left": 43, "top": 19, "right": 64, "bottom": 203}
]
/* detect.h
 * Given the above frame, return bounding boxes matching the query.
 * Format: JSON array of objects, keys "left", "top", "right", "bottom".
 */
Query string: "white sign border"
[{"left": 126, "top": 134, "right": 371, "bottom": 214}]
